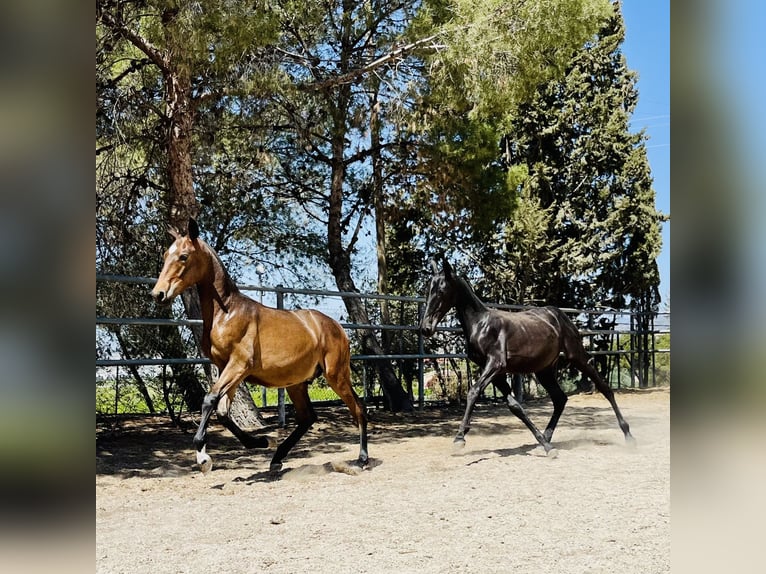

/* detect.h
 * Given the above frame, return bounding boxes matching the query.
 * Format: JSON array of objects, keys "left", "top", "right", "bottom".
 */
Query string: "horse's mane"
[
  {"left": 199, "top": 238, "right": 240, "bottom": 295},
  {"left": 455, "top": 275, "right": 487, "bottom": 313}
]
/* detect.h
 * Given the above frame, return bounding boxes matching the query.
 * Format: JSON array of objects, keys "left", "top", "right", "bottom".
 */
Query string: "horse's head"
[
  {"left": 420, "top": 258, "right": 458, "bottom": 337},
  {"left": 151, "top": 218, "right": 206, "bottom": 304}
]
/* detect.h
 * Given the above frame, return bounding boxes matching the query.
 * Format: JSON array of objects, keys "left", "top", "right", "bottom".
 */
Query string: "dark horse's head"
[{"left": 420, "top": 258, "right": 458, "bottom": 337}]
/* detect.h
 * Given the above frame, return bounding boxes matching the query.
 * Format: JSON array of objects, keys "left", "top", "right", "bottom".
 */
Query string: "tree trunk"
[
  {"left": 163, "top": 40, "right": 264, "bottom": 428},
  {"left": 114, "top": 330, "right": 155, "bottom": 413},
  {"left": 327, "top": 194, "right": 413, "bottom": 411},
  {"left": 371, "top": 85, "right": 392, "bottom": 355},
  {"left": 326, "top": 105, "right": 411, "bottom": 411},
  {"left": 321, "top": 19, "right": 412, "bottom": 412}
]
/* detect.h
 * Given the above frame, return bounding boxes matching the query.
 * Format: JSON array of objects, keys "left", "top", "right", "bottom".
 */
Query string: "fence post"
[
  {"left": 616, "top": 332, "right": 621, "bottom": 389},
  {"left": 114, "top": 365, "right": 120, "bottom": 415},
  {"left": 417, "top": 301, "right": 425, "bottom": 411},
  {"left": 276, "top": 286, "right": 286, "bottom": 427},
  {"left": 651, "top": 312, "right": 656, "bottom": 387}
]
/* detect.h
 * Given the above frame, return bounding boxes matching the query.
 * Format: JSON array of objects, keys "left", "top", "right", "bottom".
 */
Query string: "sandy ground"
[{"left": 97, "top": 387, "right": 669, "bottom": 574}]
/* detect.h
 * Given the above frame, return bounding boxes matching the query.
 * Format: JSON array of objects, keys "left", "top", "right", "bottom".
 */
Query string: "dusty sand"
[{"left": 97, "top": 387, "right": 669, "bottom": 574}]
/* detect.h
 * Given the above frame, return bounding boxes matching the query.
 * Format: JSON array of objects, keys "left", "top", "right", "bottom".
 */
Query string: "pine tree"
[
  {"left": 385, "top": 0, "right": 612, "bottom": 284},
  {"left": 488, "top": 2, "right": 665, "bottom": 314},
  {"left": 97, "top": 0, "right": 287, "bottom": 425}
]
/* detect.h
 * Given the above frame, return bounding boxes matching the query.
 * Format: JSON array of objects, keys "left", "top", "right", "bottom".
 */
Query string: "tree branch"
[
  {"left": 347, "top": 207, "right": 368, "bottom": 253},
  {"left": 343, "top": 140, "right": 399, "bottom": 167},
  {"left": 303, "top": 32, "right": 446, "bottom": 91},
  {"left": 98, "top": 9, "right": 171, "bottom": 76}
]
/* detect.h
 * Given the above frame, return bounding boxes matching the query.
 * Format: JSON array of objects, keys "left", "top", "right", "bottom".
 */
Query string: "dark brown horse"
[
  {"left": 151, "top": 219, "right": 368, "bottom": 473},
  {"left": 420, "top": 259, "right": 633, "bottom": 454}
]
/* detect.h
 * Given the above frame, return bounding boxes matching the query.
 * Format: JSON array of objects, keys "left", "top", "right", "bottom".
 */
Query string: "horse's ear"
[
  {"left": 429, "top": 259, "right": 439, "bottom": 274},
  {"left": 188, "top": 218, "right": 199, "bottom": 240},
  {"left": 442, "top": 258, "right": 453, "bottom": 278}
]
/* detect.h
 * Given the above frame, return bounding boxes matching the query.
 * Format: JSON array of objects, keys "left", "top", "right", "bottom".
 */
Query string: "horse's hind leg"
[
  {"left": 269, "top": 382, "right": 317, "bottom": 473},
  {"left": 489, "top": 372, "right": 554, "bottom": 454},
  {"left": 216, "top": 399, "right": 271, "bottom": 450},
  {"left": 534, "top": 366, "right": 567, "bottom": 443},
  {"left": 324, "top": 359, "right": 369, "bottom": 467},
  {"left": 575, "top": 357, "right": 634, "bottom": 443}
]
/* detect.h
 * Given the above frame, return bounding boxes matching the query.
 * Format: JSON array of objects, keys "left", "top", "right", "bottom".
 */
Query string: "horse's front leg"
[
  {"left": 192, "top": 363, "right": 248, "bottom": 473},
  {"left": 192, "top": 392, "right": 219, "bottom": 473},
  {"left": 454, "top": 365, "right": 497, "bottom": 447}
]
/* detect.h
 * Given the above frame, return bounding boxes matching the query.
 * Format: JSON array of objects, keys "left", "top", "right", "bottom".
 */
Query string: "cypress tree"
[{"left": 488, "top": 1, "right": 665, "bottom": 314}]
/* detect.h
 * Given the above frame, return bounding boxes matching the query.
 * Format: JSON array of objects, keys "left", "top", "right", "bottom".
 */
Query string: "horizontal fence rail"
[{"left": 97, "top": 274, "right": 669, "bottom": 418}]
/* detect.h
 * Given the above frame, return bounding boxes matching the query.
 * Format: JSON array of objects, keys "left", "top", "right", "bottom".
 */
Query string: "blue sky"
[{"left": 620, "top": 0, "right": 670, "bottom": 305}]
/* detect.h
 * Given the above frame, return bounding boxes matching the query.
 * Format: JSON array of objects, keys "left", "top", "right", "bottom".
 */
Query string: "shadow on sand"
[{"left": 97, "top": 392, "right": 638, "bottom": 481}]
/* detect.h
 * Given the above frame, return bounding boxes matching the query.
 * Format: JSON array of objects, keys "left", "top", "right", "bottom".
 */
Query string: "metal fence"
[{"left": 96, "top": 274, "right": 670, "bottom": 418}]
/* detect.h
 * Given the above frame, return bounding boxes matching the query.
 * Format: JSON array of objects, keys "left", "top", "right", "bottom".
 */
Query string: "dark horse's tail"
[
  {"left": 549, "top": 306, "right": 597, "bottom": 392},
  {"left": 547, "top": 307, "right": 590, "bottom": 362},
  {"left": 546, "top": 308, "right": 633, "bottom": 442}
]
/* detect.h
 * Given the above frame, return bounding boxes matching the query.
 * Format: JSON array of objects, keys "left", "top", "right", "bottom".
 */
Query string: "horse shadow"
[
  {"left": 460, "top": 433, "right": 624, "bottom": 467},
  {"left": 96, "top": 399, "right": 627, "bottom": 483},
  {"left": 236, "top": 457, "right": 384, "bottom": 485}
]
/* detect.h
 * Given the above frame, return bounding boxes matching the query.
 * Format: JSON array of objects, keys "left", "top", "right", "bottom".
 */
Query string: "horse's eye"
[{"left": 179, "top": 254, "right": 189, "bottom": 262}]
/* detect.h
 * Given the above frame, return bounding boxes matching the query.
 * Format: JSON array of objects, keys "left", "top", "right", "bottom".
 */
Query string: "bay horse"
[
  {"left": 151, "top": 218, "right": 368, "bottom": 473},
  {"left": 419, "top": 259, "right": 633, "bottom": 454}
]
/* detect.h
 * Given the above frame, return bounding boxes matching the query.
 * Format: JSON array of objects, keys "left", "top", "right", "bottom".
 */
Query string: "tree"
[
  {"left": 265, "top": 0, "right": 610, "bottom": 410},
  {"left": 484, "top": 2, "right": 665, "bottom": 387},
  {"left": 478, "top": 2, "right": 665, "bottom": 313},
  {"left": 97, "top": 0, "right": 287, "bottom": 426},
  {"left": 381, "top": 2, "right": 665, "bottom": 394},
  {"left": 385, "top": 0, "right": 613, "bottom": 287}
]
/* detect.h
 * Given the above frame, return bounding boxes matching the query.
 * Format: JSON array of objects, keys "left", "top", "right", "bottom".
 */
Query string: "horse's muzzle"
[
  {"left": 151, "top": 288, "right": 170, "bottom": 304},
  {"left": 420, "top": 324, "right": 434, "bottom": 338}
]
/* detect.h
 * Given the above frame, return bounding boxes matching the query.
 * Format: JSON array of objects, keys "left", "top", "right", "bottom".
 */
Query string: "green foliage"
[
  {"left": 478, "top": 3, "right": 665, "bottom": 309},
  {"left": 96, "top": 376, "right": 360, "bottom": 415},
  {"left": 421, "top": 113, "right": 515, "bottom": 235},
  {"left": 391, "top": 0, "right": 612, "bottom": 257},
  {"left": 412, "top": 0, "right": 612, "bottom": 122}
]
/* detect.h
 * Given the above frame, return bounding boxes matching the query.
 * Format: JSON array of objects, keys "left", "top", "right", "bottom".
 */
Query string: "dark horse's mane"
[{"left": 454, "top": 275, "right": 487, "bottom": 312}]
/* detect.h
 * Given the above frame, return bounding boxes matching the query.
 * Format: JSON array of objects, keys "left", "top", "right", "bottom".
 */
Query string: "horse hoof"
[
  {"left": 196, "top": 447, "right": 213, "bottom": 473},
  {"left": 269, "top": 462, "right": 283, "bottom": 475},
  {"left": 625, "top": 434, "right": 637, "bottom": 447},
  {"left": 453, "top": 437, "right": 466, "bottom": 450},
  {"left": 546, "top": 448, "right": 559, "bottom": 459}
]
